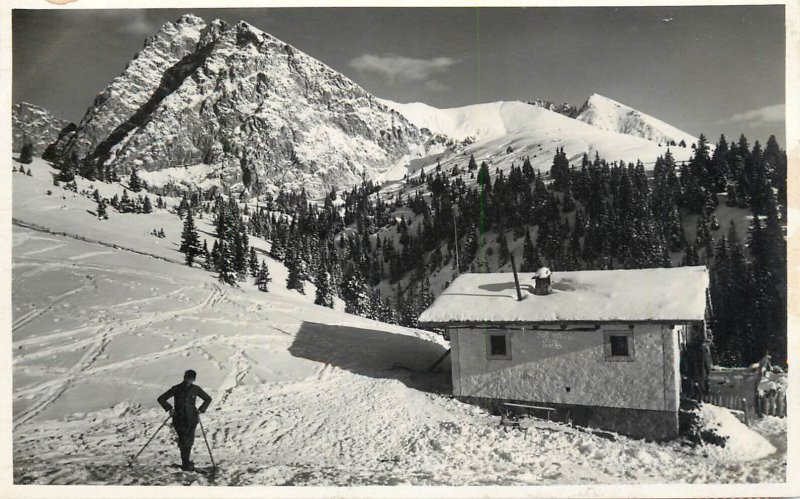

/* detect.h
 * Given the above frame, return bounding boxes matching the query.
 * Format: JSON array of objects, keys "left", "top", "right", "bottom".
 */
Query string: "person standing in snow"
[{"left": 157, "top": 369, "right": 212, "bottom": 470}]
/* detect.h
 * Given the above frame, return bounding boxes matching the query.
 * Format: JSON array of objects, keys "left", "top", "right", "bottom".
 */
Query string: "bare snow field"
[{"left": 11, "top": 158, "right": 786, "bottom": 485}]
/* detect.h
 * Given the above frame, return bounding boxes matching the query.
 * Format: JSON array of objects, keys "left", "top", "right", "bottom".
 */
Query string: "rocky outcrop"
[
  {"left": 526, "top": 99, "right": 579, "bottom": 118},
  {"left": 12, "top": 102, "right": 72, "bottom": 154}
]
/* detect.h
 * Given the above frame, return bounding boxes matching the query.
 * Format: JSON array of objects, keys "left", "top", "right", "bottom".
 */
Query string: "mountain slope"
[
  {"left": 378, "top": 99, "right": 696, "bottom": 186},
  {"left": 12, "top": 156, "right": 784, "bottom": 485},
  {"left": 576, "top": 93, "right": 698, "bottom": 146},
  {"left": 51, "top": 15, "right": 428, "bottom": 198},
  {"left": 12, "top": 102, "right": 72, "bottom": 154}
]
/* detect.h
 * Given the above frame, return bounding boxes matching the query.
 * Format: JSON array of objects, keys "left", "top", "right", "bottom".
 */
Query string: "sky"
[{"left": 12, "top": 6, "right": 786, "bottom": 144}]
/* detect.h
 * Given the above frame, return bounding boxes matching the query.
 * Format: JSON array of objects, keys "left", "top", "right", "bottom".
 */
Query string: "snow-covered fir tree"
[
  {"left": 314, "top": 261, "right": 334, "bottom": 309},
  {"left": 285, "top": 249, "right": 305, "bottom": 294},
  {"left": 342, "top": 267, "right": 370, "bottom": 317},
  {"left": 256, "top": 261, "right": 271, "bottom": 292},
  {"left": 180, "top": 208, "right": 202, "bottom": 267},
  {"left": 128, "top": 167, "right": 143, "bottom": 192},
  {"left": 217, "top": 240, "right": 237, "bottom": 285}
]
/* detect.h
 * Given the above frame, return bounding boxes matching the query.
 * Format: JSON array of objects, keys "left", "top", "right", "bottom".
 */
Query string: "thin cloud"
[
  {"left": 718, "top": 104, "right": 785, "bottom": 126},
  {"left": 117, "top": 11, "right": 160, "bottom": 36},
  {"left": 88, "top": 10, "right": 160, "bottom": 37},
  {"left": 349, "top": 53, "right": 457, "bottom": 84},
  {"left": 424, "top": 79, "right": 450, "bottom": 92}
]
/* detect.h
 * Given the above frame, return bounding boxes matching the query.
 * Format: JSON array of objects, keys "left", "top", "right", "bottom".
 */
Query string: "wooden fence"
[
  {"left": 756, "top": 391, "right": 787, "bottom": 417},
  {"left": 701, "top": 394, "right": 754, "bottom": 425},
  {"left": 700, "top": 372, "right": 787, "bottom": 422}
]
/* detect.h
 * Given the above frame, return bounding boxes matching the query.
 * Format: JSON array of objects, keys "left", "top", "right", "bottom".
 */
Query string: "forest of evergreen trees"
[{"left": 58, "top": 130, "right": 787, "bottom": 368}]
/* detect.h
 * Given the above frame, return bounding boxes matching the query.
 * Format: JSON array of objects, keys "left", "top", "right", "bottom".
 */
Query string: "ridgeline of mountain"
[
  {"left": 526, "top": 99, "right": 579, "bottom": 118},
  {"left": 12, "top": 102, "right": 72, "bottom": 154},
  {"left": 575, "top": 93, "right": 697, "bottom": 146},
  {"left": 49, "top": 14, "right": 429, "bottom": 198}
]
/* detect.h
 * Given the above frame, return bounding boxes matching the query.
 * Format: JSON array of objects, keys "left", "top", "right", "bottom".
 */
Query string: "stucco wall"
[{"left": 450, "top": 324, "right": 678, "bottom": 412}]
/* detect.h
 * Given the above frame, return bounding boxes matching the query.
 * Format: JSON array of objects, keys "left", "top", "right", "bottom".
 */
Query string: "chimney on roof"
[{"left": 533, "top": 267, "right": 552, "bottom": 295}]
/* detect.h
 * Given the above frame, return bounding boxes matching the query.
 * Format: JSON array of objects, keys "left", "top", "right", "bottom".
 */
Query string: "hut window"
[
  {"left": 604, "top": 330, "right": 635, "bottom": 361},
  {"left": 610, "top": 336, "right": 628, "bottom": 356},
  {"left": 486, "top": 332, "right": 511, "bottom": 360}
]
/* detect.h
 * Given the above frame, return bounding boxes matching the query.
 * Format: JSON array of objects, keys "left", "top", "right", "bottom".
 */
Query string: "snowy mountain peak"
[
  {"left": 576, "top": 93, "right": 697, "bottom": 146},
  {"left": 49, "top": 15, "right": 429, "bottom": 198}
]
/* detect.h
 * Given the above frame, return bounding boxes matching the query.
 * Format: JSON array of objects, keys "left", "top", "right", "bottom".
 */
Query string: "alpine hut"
[{"left": 418, "top": 265, "right": 710, "bottom": 441}]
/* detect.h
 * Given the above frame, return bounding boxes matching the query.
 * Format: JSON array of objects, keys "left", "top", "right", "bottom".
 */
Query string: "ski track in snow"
[{"left": 13, "top": 278, "right": 224, "bottom": 427}]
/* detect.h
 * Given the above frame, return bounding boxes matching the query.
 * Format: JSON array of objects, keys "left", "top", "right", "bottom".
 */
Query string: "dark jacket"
[{"left": 158, "top": 383, "right": 212, "bottom": 427}]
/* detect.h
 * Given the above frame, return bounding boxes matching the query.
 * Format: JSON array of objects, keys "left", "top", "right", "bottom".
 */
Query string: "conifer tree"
[
  {"left": 202, "top": 240, "right": 212, "bottom": 270},
  {"left": 19, "top": 140, "right": 33, "bottom": 164},
  {"left": 58, "top": 152, "right": 78, "bottom": 182},
  {"left": 682, "top": 244, "right": 699, "bottom": 266},
  {"left": 381, "top": 297, "right": 399, "bottom": 324},
  {"left": 342, "top": 267, "right": 371, "bottom": 317},
  {"left": 521, "top": 229, "right": 541, "bottom": 272},
  {"left": 211, "top": 240, "right": 220, "bottom": 270},
  {"left": 96, "top": 199, "right": 108, "bottom": 220},
  {"left": 285, "top": 249, "right": 305, "bottom": 294},
  {"left": 256, "top": 261, "right": 271, "bottom": 292},
  {"left": 477, "top": 161, "right": 491, "bottom": 190},
  {"left": 314, "top": 262, "right": 334, "bottom": 308},
  {"left": 248, "top": 247, "right": 259, "bottom": 277},
  {"left": 467, "top": 154, "right": 478, "bottom": 171},
  {"left": 498, "top": 233, "right": 510, "bottom": 267},
  {"left": 695, "top": 212, "right": 713, "bottom": 256},
  {"left": 420, "top": 277, "right": 435, "bottom": 311},
  {"left": 180, "top": 209, "right": 202, "bottom": 267},
  {"left": 129, "top": 167, "right": 143, "bottom": 192},
  {"left": 217, "top": 241, "right": 237, "bottom": 285}
]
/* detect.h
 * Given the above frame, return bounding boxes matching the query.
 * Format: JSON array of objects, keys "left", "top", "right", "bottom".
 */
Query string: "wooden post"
[{"left": 742, "top": 398, "right": 749, "bottom": 425}]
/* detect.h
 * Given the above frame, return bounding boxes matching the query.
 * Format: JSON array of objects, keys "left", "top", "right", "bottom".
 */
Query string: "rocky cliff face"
[
  {"left": 12, "top": 102, "right": 72, "bottom": 154},
  {"left": 52, "top": 14, "right": 428, "bottom": 198},
  {"left": 526, "top": 99, "right": 579, "bottom": 118}
]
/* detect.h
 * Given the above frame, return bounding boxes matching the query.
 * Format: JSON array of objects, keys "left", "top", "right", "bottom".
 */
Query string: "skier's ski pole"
[
  {"left": 198, "top": 414, "right": 216, "bottom": 470},
  {"left": 129, "top": 413, "right": 171, "bottom": 464}
]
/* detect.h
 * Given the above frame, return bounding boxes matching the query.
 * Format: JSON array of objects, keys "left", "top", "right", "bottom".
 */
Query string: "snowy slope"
[
  {"left": 377, "top": 99, "right": 519, "bottom": 142},
  {"left": 12, "top": 156, "right": 785, "bottom": 486},
  {"left": 576, "top": 93, "right": 698, "bottom": 146},
  {"left": 376, "top": 99, "right": 696, "bottom": 196}
]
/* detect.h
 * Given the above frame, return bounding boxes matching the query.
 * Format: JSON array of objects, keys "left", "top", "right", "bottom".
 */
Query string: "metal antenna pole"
[{"left": 453, "top": 203, "right": 459, "bottom": 275}]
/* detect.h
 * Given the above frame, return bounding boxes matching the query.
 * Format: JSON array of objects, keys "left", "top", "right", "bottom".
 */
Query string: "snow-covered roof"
[{"left": 418, "top": 266, "right": 709, "bottom": 325}]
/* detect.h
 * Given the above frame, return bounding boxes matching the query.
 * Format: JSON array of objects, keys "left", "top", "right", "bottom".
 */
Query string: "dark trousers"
[{"left": 173, "top": 421, "right": 197, "bottom": 466}]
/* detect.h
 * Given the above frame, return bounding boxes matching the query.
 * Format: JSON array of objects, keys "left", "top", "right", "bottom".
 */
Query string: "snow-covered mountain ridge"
[
  {"left": 379, "top": 93, "right": 698, "bottom": 148},
  {"left": 12, "top": 102, "right": 72, "bottom": 154},
  {"left": 376, "top": 97, "right": 696, "bottom": 189},
  {"left": 576, "top": 93, "right": 698, "bottom": 146},
  {"left": 47, "top": 14, "right": 429, "bottom": 198}
]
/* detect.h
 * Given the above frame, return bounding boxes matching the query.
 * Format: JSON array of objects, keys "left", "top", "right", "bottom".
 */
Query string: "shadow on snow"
[{"left": 288, "top": 321, "right": 451, "bottom": 394}]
